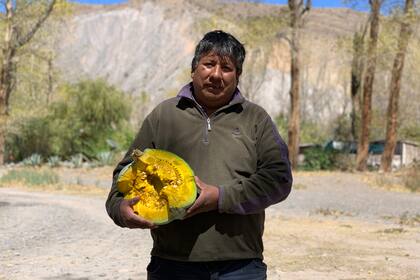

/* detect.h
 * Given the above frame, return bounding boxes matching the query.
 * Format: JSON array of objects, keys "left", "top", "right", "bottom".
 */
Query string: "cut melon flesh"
[{"left": 117, "top": 149, "right": 196, "bottom": 224}]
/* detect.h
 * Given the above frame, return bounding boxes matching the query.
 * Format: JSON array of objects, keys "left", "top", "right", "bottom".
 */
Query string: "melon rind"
[{"left": 117, "top": 149, "right": 197, "bottom": 225}]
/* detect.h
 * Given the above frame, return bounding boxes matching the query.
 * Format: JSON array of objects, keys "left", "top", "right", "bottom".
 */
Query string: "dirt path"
[
  {"left": 264, "top": 172, "right": 420, "bottom": 279},
  {"left": 0, "top": 188, "right": 152, "bottom": 280},
  {"left": 264, "top": 216, "right": 420, "bottom": 279},
  {"left": 0, "top": 171, "right": 419, "bottom": 280}
]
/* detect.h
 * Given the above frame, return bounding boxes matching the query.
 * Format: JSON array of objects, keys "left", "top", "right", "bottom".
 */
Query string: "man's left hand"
[{"left": 185, "top": 176, "right": 219, "bottom": 218}]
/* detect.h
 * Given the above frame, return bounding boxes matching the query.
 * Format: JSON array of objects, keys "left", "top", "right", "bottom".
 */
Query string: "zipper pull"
[{"left": 207, "top": 118, "right": 212, "bottom": 131}]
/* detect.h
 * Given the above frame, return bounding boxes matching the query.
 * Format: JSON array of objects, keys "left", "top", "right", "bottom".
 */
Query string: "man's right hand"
[{"left": 120, "top": 197, "right": 157, "bottom": 229}]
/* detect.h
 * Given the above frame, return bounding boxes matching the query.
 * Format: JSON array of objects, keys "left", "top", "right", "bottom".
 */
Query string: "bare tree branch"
[
  {"left": 301, "top": 0, "right": 311, "bottom": 16},
  {"left": 276, "top": 32, "right": 294, "bottom": 52},
  {"left": 17, "top": 0, "right": 57, "bottom": 48}
]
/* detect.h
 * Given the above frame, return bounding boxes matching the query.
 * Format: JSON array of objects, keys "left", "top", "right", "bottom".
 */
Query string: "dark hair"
[{"left": 191, "top": 30, "right": 246, "bottom": 75}]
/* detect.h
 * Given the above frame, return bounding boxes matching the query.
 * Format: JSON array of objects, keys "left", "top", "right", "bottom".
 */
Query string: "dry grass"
[
  {"left": 363, "top": 164, "right": 420, "bottom": 193},
  {"left": 0, "top": 166, "right": 112, "bottom": 197},
  {"left": 293, "top": 183, "right": 307, "bottom": 190},
  {"left": 402, "top": 162, "right": 420, "bottom": 192},
  {"left": 382, "top": 212, "right": 420, "bottom": 228},
  {"left": 313, "top": 207, "right": 354, "bottom": 218},
  {"left": 293, "top": 170, "right": 339, "bottom": 177},
  {"left": 1, "top": 180, "right": 108, "bottom": 197},
  {"left": 363, "top": 172, "right": 408, "bottom": 192},
  {"left": 264, "top": 216, "right": 420, "bottom": 279}
]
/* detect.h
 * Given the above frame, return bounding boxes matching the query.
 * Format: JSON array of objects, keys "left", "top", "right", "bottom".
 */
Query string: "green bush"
[
  {"left": 6, "top": 79, "right": 134, "bottom": 162},
  {"left": 399, "top": 123, "right": 420, "bottom": 143},
  {"left": 49, "top": 79, "right": 132, "bottom": 158},
  {"left": 300, "top": 121, "right": 330, "bottom": 145},
  {"left": 6, "top": 117, "right": 54, "bottom": 162},
  {"left": 332, "top": 113, "right": 354, "bottom": 141},
  {"left": 274, "top": 114, "right": 330, "bottom": 145},
  {"left": 274, "top": 114, "right": 288, "bottom": 142},
  {"left": 302, "top": 147, "right": 337, "bottom": 170},
  {"left": 332, "top": 154, "right": 356, "bottom": 171},
  {"left": 0, "top": 168, "right": 59, "bottom": 186}
]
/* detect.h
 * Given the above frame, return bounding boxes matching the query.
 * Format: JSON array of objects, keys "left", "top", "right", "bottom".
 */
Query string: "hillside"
[{"left": 56, "top": 0, "right": 419, "bottom": 138}]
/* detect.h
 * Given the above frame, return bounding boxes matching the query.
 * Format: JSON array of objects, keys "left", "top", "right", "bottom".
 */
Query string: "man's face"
[{"left": 191, "top": 52, "right": 239, "bottom": 113}]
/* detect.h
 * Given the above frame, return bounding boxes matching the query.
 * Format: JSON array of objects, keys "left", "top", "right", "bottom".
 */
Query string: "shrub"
[
  {"left": 49, "top": 79, "right": 132, "bottom": 158},
  {"left": 274, "top": 114, "right": 288, "bottom": 142},
  {"left": 302, "top": 147, "right": 337, "bottom": 170},
  {"left": 69, "top": 154, "right": 85, "bottom": 168},
  {"left": 333, "top": 154, "right": 356, "bottom": 171},
  {"left": 95, "top": 151, "right": 115, "bottom": 166},
  {"left": 300, "top": 121, "right": 330, "bottom": 145},
  {"left": 332, "top": 113, "right": 354, "bottom": 141},
  {"left": 6, "top": 79, "right": 133, "bottom": 162},
  {"left": 47, "top": 156, "right": 61, "bottom": 167},
  {"left": 22, "top": 154, "right": 43, "bottom": 166},
  {"left": 6, "top": 117, "right": 54, "bottom": 162},
  {"left": 274, "top": 115, "right": 330, "bottom": 146}
]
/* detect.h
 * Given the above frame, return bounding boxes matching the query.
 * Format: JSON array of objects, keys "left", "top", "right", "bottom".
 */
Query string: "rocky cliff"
[{"left": 58, "top": 0, "right": 369, "bottom": 121}]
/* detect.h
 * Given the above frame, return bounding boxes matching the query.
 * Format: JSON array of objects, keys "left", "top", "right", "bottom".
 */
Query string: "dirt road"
[
  {"left": 0, "top": 172, "right": 419, "bottom": 279},
  {"left": 0, "top": 188, "right": 152, "bottom": 280}
]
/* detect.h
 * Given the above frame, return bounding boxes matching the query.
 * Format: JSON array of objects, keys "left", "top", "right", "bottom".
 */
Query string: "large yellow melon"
[{"left": 117, "top": 149, "right": 197, "bottom": 224}]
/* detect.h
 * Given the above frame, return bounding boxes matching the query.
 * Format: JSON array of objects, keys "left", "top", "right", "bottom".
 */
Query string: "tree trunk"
[
  {"left": 287, "top": 0, "right": 310, "bottom": 169},
  {"left": 0, "top": 63, "right": 14, "bottom": 163},
  {"left": 380, "top": 0, "right": 413, "bottom": 172},
  {"left": 288, "top": 33, "right": 301, "bottom": 169},
  {"left": 350, "top": 27, "right": 367, "bottom": 141},
  {"left": 47, "top": 57, "right": 54, "bottom": 105},
  {"left": 356, "top": 0, "right": 382, "bottom": 171},
  {"left": 0, "top": 0, "right": 16, "bottom": 164}
]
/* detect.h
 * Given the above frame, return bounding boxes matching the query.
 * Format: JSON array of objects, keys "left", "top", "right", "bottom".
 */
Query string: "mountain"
[{"left": 57, "top": 0, "right": 371, "bottom": 123}]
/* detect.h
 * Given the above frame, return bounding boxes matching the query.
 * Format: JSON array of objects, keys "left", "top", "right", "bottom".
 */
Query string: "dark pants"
[{"left": 147, "top": 256, "right": 267, "bottom": 280}]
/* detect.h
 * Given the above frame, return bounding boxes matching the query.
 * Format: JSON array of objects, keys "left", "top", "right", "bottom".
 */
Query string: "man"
[{"left": 106, "top": 30, "right": 292, "bottom": 280}]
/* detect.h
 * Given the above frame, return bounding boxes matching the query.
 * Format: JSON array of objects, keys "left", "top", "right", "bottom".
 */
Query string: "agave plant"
[
  {"left": 96, "top": 151, "right": 114, "bottom": 166},
  {"left": 70, "top": 154, "right": 85, "bottom": 168},
  {"left": 47, "top": 156, "right": 61, "bottom": 168},
  {"left": 22, "top": 154, "right": 43, "bottom": 166}
]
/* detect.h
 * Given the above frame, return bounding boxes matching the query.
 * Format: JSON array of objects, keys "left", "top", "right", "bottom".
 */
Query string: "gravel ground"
[
  {"left": 0, "top": 171, "right": 419, "bottom": 279},
  {"left": 0, "top": 189, "right": 152, "bottom": 280},
  {"left": 270, "top": 172, "right": 420, "bottom": 221}
]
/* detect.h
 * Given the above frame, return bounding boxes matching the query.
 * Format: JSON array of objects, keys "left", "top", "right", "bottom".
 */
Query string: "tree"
[
  {"left": 350, "top": 25, "right": 368, "bottom": 141},
  {"left": 356, "top": 0, "right": 383, "bottom": 171},
  {"left": 287, "top": 0, "right": 311, "bottom": 169},
  {"left": 6, "top": 79, "right": 132, "bottom": 161},
  {"left": 0, "top": 0, "right": 57, "bottom": 164},
  {"left": 380, "top": 0, "right": 415, "bottom": 172}
]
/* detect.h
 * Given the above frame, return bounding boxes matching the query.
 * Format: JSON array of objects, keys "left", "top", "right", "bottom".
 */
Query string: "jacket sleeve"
[
  {"left": 218, "top": 116, "right": 292, "bottom": 215},
  {"left": 105, "top": 116, "right": 156, "bottom": 227}
]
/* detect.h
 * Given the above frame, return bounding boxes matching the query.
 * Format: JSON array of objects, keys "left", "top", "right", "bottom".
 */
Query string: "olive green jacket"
[{"left": 106, "top": 83, "right": 292, "bottom": 261}]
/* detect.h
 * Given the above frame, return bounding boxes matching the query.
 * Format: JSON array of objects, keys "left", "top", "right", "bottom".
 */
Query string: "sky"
[{"left": 71, "top": 0, "right": 365, "bottom": 10}]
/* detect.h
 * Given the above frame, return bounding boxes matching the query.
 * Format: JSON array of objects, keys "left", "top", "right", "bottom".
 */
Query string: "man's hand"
[
  {"left": 185, "top": 176, "right": 219, "bottom": 218},
  {"left": 120, "top": 197, "right": 157, "bottom": 229}
]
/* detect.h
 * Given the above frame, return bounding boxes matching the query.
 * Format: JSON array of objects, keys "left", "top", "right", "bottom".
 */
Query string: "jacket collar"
[{"left": 177, "top": 82, "right": 245, "bottom": 110}]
